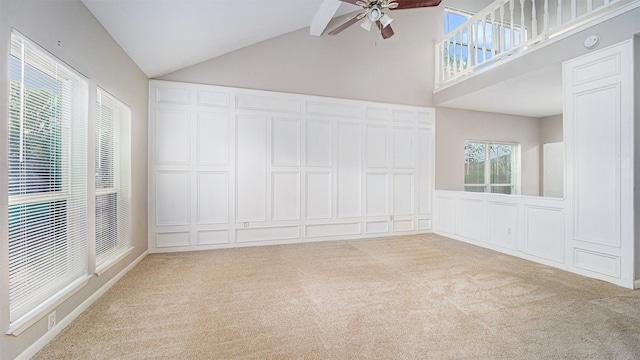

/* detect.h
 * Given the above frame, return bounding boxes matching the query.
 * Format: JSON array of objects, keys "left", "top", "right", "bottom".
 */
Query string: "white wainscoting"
[
  {"left": 433, "top": 191, "right": 566, "bottom": 268},
  {"left": 433, "top": 187, "right": 635, "bottom": 288},
  {"left": 563, "top": 40, "right": 635, "bottom": 289},
  {"left": 149, "top": 80, "right": 435, "bottom": 252}
]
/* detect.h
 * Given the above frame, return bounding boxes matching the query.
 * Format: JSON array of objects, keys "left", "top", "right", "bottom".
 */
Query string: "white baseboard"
[
  {"left": 635, "top": 280, "right": 640, "bottom": 290},
  {"left": 17, "top": 250, "right": 148, "bottom": 360}
]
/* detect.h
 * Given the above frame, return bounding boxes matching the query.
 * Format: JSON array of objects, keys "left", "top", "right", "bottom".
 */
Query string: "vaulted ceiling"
[
  {"left": 81, "top": 0, "right": 359, "bottom": 77},
  {"left": 81, "top": 0, "right": 495, "bottom": 78}
]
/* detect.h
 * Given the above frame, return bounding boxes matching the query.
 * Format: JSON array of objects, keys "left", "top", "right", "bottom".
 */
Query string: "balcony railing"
[{"left": 435, "top": 0, "right": 630, "bottom": 89}]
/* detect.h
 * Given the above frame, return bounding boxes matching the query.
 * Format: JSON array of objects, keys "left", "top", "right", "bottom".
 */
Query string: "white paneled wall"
[
  {"left": 149, "top": 80, "right": 435, "bottom": 252},
  {"left": 433, "top": 39, "right": 637, "bottom": 289}
]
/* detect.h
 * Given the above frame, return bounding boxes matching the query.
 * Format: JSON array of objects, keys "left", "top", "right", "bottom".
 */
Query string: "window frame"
[
  {"left": 6, "top": 30, "right": 90, "bottom": 335},
  {"left": 464, "top": 140, "right": 520, "bottom": 195},
  {"left": 94, "top": 87, "right": 132, "bottom": 275}
]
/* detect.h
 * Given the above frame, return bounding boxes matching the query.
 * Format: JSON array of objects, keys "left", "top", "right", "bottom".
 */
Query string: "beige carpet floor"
[{"left": 34, "top": 234, "right": 640, "bottom": 359}]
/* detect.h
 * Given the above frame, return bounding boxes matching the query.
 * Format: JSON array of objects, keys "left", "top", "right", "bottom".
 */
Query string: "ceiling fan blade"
[
  {"left": 376, "top": 21, "right": 395, "bottom": 39},
  {"left": 328, "top": 14, "right": 363, "bottom": 36},
  {"left": 391, "top": 0, "right": 442, "bottom": 10},
  {"left": 337, "top": 0, "right": 361, "bottom": 5}
]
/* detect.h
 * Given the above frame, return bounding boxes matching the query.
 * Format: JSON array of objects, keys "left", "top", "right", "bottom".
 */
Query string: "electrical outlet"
[
  {"left": 47, "top": 311, "right": 56, "bottom": 331},
  {"left": 507, "top": 228, "right": 512, "bottom": 236},
  {"left": 243, "top": 222, "right": 249, "bottom": 228}
]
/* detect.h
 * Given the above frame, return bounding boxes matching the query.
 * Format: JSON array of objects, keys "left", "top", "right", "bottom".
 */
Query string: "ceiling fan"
[{"left": 328, "top": 0, "right": 443, "bottom": 39}]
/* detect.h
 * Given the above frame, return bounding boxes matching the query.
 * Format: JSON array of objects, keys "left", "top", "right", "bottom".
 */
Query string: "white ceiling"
[{"left": 81, "top": 0, "right": 358, "bottom": 78}]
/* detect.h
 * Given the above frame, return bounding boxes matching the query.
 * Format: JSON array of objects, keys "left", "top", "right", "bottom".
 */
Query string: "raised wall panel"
[
  {"left": 306, "top": 172, "right": 332, "bottom": 219},
  {"left": 393, "top": 127, "right": 415, "bottom": 168},
  {"left": 156, "top": 109, "right": 190, "bottom": 164},
  {"left": 417, "top": 219, "right": 431, "bottom": 231},
  {"left": 525, "top": 206, "right": 564, "bottom": 262},
  {"left": 571, "top": 54, "right": 620, "bottom": 86},
  {"left": 306, "top": 101, "right": 361, "bottom": 119},
  {"left": 392, "top": 109, "right": 417, "bottom": 123},
  {"left": 197, "top": 112, "right": 229, "bottom": 165},
  {"left": 272, "top": 172, "right": 301, "bottom": 221},
  {"left": 573, "top": 85, "right": 620, "bottom": 246},
  {"left": 437, "top": 197, "right": 456, "bottom": 234},
  {"left": 197, "top": 230, "right": 229, "bottom": 245},
  {"left": 393, "top": 219, "right": 414, "bottom": 232},
  {"left": 458, "top": 199, "right": 483, "bottom": 241},
  {"left": 236, "top": 226, "right": 300, "bottom": 243},
  {"left": 366, "top": 173, "right": 388, "bottom": 217},
  {"left": 337, "top": 122, "right": 361, "bottom": 218},
  {"left": 417, "top": 128, "right": 432, "bottom": 215},
  {"left": 156, "top": 232, "right": 191, "bottom": 248},
  {"left": 236, "top": 115, "right": 267, "bottom": 222},
  {"left": 574, "top": 248, "right": 620, "bottom": 277},
  {"left": 366, "top": 221, "right": 389, "bottom": 234},
  {"left": 197, "top": 90, "right": 230, "bottom": 108},
  {"left": 156, "top": 171, "right": 190, "bottom": 226},
  {"left": 236, "top": 94, "right": 301, "bottom": 113},
  {"left": 487, "top": 202, "right": 517, "bottom": 249},
  {"left": 156, "top": 87, "right": 190, "bottom": 105},
  {"left": 393, "top": 173, "right": 414, "bottom": 215},
  {"left": 366, "top": 107, "right": 390, "bottom": 121},
  {"left": 272, "top": 118, "right": 301, "bottom": 167},
  {"left": 197, "top": 172, "right": 229, "bottom": 224},
  {"left": 306, "top": 120, "right": 333, "bottom": 167},
  {"left": 417, "top": 112, "right": 431, "bottom": 124},
  {"left": 306, "top": 223, "right": 361, "bottom": 238},
  {"left": 366, "top": 125, "right": 388, "bottom": 167}
]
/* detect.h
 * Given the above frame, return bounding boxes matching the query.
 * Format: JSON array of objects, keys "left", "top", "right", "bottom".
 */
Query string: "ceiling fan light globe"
[
  {"left": 380, "top": 14, "right": 393, "bottom": 28},
  {"left": 360, "top": 17, "right": 373, "bottom": 31},
  {"left": 368, "top": 6, "right": 382, "bottom": 21}
]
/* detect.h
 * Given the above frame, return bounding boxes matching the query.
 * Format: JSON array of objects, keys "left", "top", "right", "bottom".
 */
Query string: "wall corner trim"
[{"left": 16, "top": 250, "right": 149, "bottom": 360}]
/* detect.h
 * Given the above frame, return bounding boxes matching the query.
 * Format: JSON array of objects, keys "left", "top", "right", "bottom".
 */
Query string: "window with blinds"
[
  {"left": 95, "top": 89, "right": 131, "bottom": 269},
  {"left": 7, "top": 31, "right": 89, "bottom": 323}
]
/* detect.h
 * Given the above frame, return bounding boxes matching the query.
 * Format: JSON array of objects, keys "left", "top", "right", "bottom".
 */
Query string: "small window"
[
  {"left": 95, "top": 88, "right": 131, "bottom": 270},
  {"left": 444, "top": 8, "right": 472, "bottom": 35},
  {"left": 464, "top": 141, "right": 518, "bottom": 194}
]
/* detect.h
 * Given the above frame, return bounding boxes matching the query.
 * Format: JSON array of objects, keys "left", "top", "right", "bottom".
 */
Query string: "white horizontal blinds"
[
  {"left": 7, "top": 31, "right": 88, "bottom": 322},
  {"left": 95, "top": 89, "right": 131, "bottom": 266}
]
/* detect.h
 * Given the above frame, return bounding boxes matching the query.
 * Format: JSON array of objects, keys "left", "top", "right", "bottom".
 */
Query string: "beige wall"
[
  {"left": 0, "top": 1, "right": 148, "bottom": 358},
  {"left": 539, "top": 114, "right": 563, "bottom": 144},
  {"left": 435, "top": 107, "right": 542, "bottom": 196},
  {"left": 159, "top": 7, "right": 444, "bottom": 107}
]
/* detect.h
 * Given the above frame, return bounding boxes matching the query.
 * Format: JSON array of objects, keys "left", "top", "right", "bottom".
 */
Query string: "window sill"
[
  {"left": 96, "top": 246, "right": 134, "bottom": 277},
  {"left": 6, "top": 275, "right": 91, "bottom": 336}
]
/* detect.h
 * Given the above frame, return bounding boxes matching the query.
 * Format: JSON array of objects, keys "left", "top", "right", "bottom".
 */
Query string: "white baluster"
[
  {"left": 500, "top": 4, "right": 505, "bottom": 53},
  {"left": 543, "top": 0, "right": 549, "bottom": 33},
  {"left": 444, "top": 39, "right": 449, "bottom": 78},
  {"left": 452, "top": 36, "right": 458, "bottom": 76},
  {"left": 437, "top": 43, "right": 443, "bottom": 82},
  {"left": 482, "top": 18, "right": 488, "bottom": 62},
  {"left": 557, "top": 0, "right": 563, "bottom": 29},
  {"left": 587, "top": 0, "right": 593, "bottom": 12},
  {"left": 490, "top": 10, "right": 496, "bottom": 56},
  {"left": 466, "top": 24, "right": 472, "bottom": 69},
  {"left": 457, "top": 31, "right": 463, "bottom": 73},
  {"left": 571, "top": 0, "right": 577, "bottom": 20},
  {"left": 520, "top": 0, "right": 526, "bottom": 44},
  {"left": 532, "top": 0, "right": 538, "bottom": 38},
  {"left": 473, "top": 22, "right": 479, "bottom": 66},
  {"left": 510, "top": 0, "right": 515, "bottom": 50}
]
